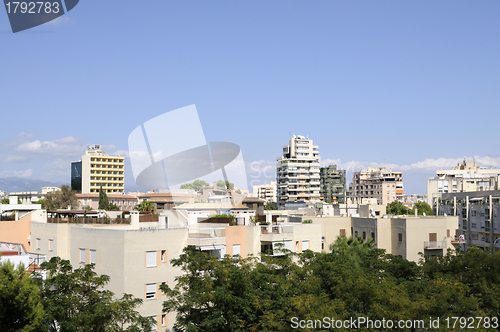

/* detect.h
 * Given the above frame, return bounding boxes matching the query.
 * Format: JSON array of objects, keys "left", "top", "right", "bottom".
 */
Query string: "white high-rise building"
[{"left": 276, "top": 135, "right": 321, "bottom": 208}]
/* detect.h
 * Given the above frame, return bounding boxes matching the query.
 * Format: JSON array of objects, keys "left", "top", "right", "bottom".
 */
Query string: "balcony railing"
[
  {"left": 424, "top": 241, "right": 446, "bottom": 250},
  {"left": 47, "top": 217, "right": 130, "bottom": 224}
]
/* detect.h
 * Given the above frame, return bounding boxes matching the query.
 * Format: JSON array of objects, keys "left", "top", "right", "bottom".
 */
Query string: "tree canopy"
[
  {"left": 36, "top": 257, "right": 154, "bottom": 332},
  {"left": 0, "top": 260, "right": 45, "bottom": 331},
  {"left": 217, "top": 180, "right": 234, "bottom": 189},
  {"left": 134, "top": 200, "right": 156, "bottom": 213},
  {"left": 386, "top": 200, "right": 409, "bottom": 215},
  {"left": 98, "top": 185, "right": 119, "bottom": 211},
  {"left": 44, "top": 185, "right": 77, "bottom": 210},
  {"left": 180, "top": 180, "right": 209, "bottom": 191},
  {"left": 410, "top": 200, "right": 433, "bottom": 216},
  {"left": 161, "top": 241, "right": 500, "bottom": 332}
]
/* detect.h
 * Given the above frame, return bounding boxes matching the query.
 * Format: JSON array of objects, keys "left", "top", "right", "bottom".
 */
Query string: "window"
[
  {"left": 340, "top": 229, "right": 346, "bottom": 236},
  {"left": 302, "top": 241, "right": 309, "bottom": 251},
  {"left": 362, "top": 232, "right": 366, "bottom": 240},
  {"left": 161, "top": 250, "right": 166, "bottom": 262},
  {"left": 447, "top": 229, "right": 450, "bottom": 238},
  {"left": 354, "top": 231, "right": 358, "bottom": 237},
  {"left": 90, "top": 250, "right": 96, "bottom": 264},
  {"left": 233, "top": 244, "right": 241, "bottom": 256},
  {"left": 48, "top": 239, "right": 53, "bottom": 251},
  {"left": 146, "top": 283, "right": 156, "bottom": 299},
  {"left": 371, "top": 232, "right": 375, "bottom": 240},
  {"left": 80, "top": 249, "right": 85, "bottom": 263},
  {"left": 429, "top": 233, "right": 437, "bottom": 242},
  {"left": 146, "top": 251, "right": 156, "bottom": 267},
  {"left": 398, "top": 233, "right": 402, "bottom": 242},
  {"left": 295, "top": 241, "right": 299, "bottom": 252},
  {"left": 162, "top": 314, "right": 166, "bottom": 327},
  {"left": 36, "top": 238, "right": 40, "bottom": 250}
]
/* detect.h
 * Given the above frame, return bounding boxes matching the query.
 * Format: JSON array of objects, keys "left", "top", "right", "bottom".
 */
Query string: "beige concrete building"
[
  {"left": 253, "top": 181, "right": 277, "bottom": 202},
  {"left": 76, "top": 193, "right": 139, "bottom": 211},
  {"left": 10, "top": 187, "right": 60, "bottom": 205},
  {"left": 435, "top": 190, "right": 500, "bottom": 252},
  {"left": 313, "top": 214, "right": 458, "bottom": 262},
  {"left": 348, "top": 167, "right": 404, "bottom": 205},
  {"left": 276, "top": 135, "right": 321, "bottom": 208},
  {"left": 71, "top": 145, "right": 125, "bottom": 194},
  {"left": 427, "top": 160, "right": 500, "bottom": 205}
]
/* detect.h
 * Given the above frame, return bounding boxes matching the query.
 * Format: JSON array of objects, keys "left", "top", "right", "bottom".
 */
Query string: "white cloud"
[
  {"left": 0, "top": 169, "right": 33, "bottom": 178},
  {"left": 1, "top": 154, "right": 28, "bottom": 163},
  {"left": 15, "top": 136, "right": 86, "bottom": 156}
]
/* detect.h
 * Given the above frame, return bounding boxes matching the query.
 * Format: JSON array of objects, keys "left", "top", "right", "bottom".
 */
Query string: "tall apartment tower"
[
  {"left": 71, "top": 145, "right": 125, "bottom": 194},
  {"left": 276, "top": 135, "right": 321, "bottom": 208},
  {"left": 320, "top": 165, "right": 346, "bottom": 204},
  {"left": 347, "top": 167, "right": 403, "bottom": 205}
]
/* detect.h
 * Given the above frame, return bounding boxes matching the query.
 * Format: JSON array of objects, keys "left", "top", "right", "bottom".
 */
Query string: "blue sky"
[{"left": 1, "top": 1, "right": 499, "bottom": 194}]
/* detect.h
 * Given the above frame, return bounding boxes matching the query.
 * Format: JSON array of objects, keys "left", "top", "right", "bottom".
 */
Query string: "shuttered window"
[
  {"left": 302, "top": 241, "right": 309, "bottom": 251},
  {"left": 80, "top": 249, "right": 85, "bottom": 263},
  {"left": 233, "top": 244, "right": 241, "bottom": 256},
  {"left": 146, "top": 251, "right": 156, "bottom": 267},
  {"left": 90, "top": 250, "right": 96, "bottom": 264},
  {"left": 146, "top": 283, "right": 156, "bottom": 299}
]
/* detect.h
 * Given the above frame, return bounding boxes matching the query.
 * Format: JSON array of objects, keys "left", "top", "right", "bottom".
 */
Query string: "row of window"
[
  {"left": 35, "top": 238, "right": 53, "bottom": 251},
  {"left": 91, "top": 164, "right": 123, "bottom": 169},
  {"left": 90, "top": 158, "right": 123, "bottom": 163},
  {"left": 149, "top": 314, "right": 168, "bottom": 331},
  {"left": 91, "top": 170, "right": 123, "bottom": 175},
  {"left": 90, "top": 177, "right": 123, "bottom": 181},
  {"left": 89, "top": 189, "right": 123, "bottom": 193},
  {"left": 90, "top": 183, "right": 123, "bottom": 187},
  {"left": 146, "top": 250, "right": 168, "bottom": 267},
  {"left": 79, "top": 248, "right": 97, "bottom": 264}
]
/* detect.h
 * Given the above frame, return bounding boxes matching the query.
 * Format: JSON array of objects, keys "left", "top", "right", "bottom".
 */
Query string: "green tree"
[
  {"left": 0, "top": 261, "right": 45, "bottom": 331},
  {"left": 37, "top": 257, "right": 154, "bottom": 332},
  {"left": 386, "top": 200, "right": 409, "bottom": 215},
  {"left": 264, "top": 201, "right": 277, "bottom": 210},
  {"left": 410, "top": 200, "right": 433, "bottom": 215},
  {"left": 134, "top": 200, "right": 156, "bottom": 213},
  {"left": 180, "top": 180, "right": 209, "bottom": 191},
  {"left": 98, "top": 185, "right": 110, "bottom": 210},
  {"left": 36, "top": 199, "right": 46, "bottom": 209},
  {"left": 44, "top": 186, "right": 77, "bottom": 210},
  {"left": 216, "top": 180, "right": 234, "bottom": 189},
  {"left": 1, "top": 198, "right": 9, "bottom": 204}
]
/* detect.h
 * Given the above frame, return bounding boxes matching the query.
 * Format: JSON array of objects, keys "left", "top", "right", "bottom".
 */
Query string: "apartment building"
[
  {"left": 319, "top": 164, "right": 346, "bottom": 204},
  {"left": 347, "top": 167, "right": 404, "bottom": 205},
  {"left": 427, "top": 159, "right": 500, "bottom": 205},
  {"left": 71, "top": 145, "right": 125, "bottom": 194},
  {"left": 435, "top": 190, "right": 500, "bottom": 251},
  {"left": 313, "top": 214, "right": 458, "bottom": 262},
  {"left": 76, "top": 193, "right": 139, "bottom": 211},
  {"left": 276, "top": 135, "right": 321, "bottom": 209},
  {"left": 10, "top": 187, "right": 60, "bottom": 205},
  {"left": 253, "top": 181, "right": 277, "bottom": 202},
  {"left": 28, "top": 208, "right": 322, "bottom": 331}
]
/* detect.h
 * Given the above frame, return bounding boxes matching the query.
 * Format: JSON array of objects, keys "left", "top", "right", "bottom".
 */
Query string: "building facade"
[
  {"left": 276, "top": 135, "right": 321, "bottom": 209},
  {"left": 348, "top": 167, "right": 403, "bottom": 205},
  {"left": 435, "top": 190, "right": 500, "bottom": 251},
  {"left": 72, "top": 145, "right": 125, "bottom": 194},
  {"left": 253, "top": 181, "right": 277, "bottom": 202},
  {"left": 427, "top": 160, "right": 500, "bottom": 205},
  {"left": 319, "top": 164, "right": 346, "bottom": 204}
]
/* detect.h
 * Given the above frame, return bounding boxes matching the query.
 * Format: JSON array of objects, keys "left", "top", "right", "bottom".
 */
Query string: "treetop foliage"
[
  {"left": 180, "top": 180, "right": 209, "bottom": 191},
  {"left": 162, "top": 240, "right": 500, "bottom": 332},
  {"left": 44, "top": 185, "right": 77, "bottom": 210}
]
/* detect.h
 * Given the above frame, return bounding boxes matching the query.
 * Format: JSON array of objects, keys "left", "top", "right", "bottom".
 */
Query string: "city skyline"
[{"left": 1, "top": 1, "right": 500, "bottom": 194}]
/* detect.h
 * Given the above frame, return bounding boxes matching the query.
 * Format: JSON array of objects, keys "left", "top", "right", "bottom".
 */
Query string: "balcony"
[
  {"left": 187, "top": 228, "right": 226, "bottom": 247},
  {"left": 260, "top": 225, "right": 293, "bottom": 242},
  {"left": 424, "top": 241, "right": 446, "bottom": 250}
]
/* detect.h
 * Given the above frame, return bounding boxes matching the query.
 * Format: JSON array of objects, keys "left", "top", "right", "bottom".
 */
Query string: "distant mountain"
[{"left": 0, "top": 177, "right": 66, "bottom": 194}]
